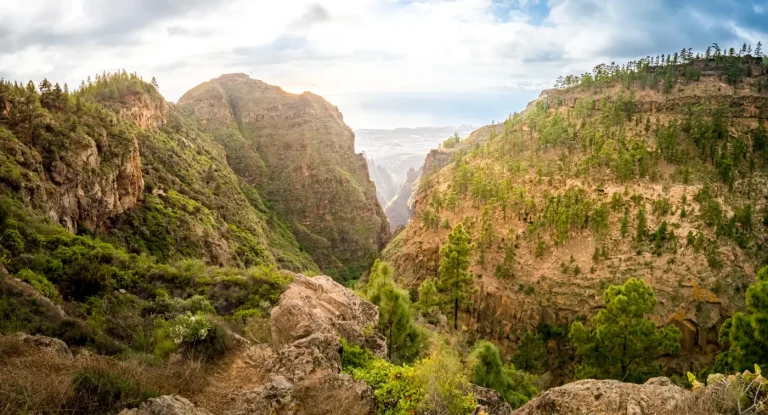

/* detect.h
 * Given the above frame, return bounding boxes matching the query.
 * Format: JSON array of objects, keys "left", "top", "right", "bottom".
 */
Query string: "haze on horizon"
[{"left": 0, "top": 0, "right": 765, "bottom": 129}]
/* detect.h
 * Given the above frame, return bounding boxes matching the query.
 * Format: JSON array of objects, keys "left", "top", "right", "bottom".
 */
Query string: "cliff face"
[
  {"left": 178, "top": 74, "right": 389, "bottom": 280},
  {"left": 0, "top": 84, "right": 145, "bottom": 233},
  {"left": 384, "top": 167, "right": 419, "bottom": 231},
  {"left": 383, "top": 61, "right": 768, "bottom": 363},
  {"left": 0, "top": 73, "right": 318, "bottom": 271}
]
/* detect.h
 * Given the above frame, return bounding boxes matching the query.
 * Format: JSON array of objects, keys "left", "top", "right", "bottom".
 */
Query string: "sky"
[{"left": 0, "top": 0, "right": 766, "bottom": 129}]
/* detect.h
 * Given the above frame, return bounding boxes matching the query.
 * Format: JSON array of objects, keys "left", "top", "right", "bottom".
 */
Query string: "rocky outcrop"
[
  {"left": 385, "top": 167, "right": 419, "bottom": 231},
  {"left": 366, "top": 156, "right": 398, "bottom": 206},
  {"left": 473, "top": 385, "right": 513, "bottom": 415},
  {"left": 227, "top": 275, "right": 381, "bottom": 415},
  {"left": 513, "top": 377, "right": 693, "bottom": 415},
  {"left": 49, "top": 132, "right": 144, "bottom": 232},
  {"left": 270, "top": 275, "right": 386, "bottom": 356},
  {"left": 119, "top": 395, "right": 211, "bottom": 415},
  {"left": 178, "top": 74, "right": 389, "bottom": 276},
  {"left": 1, "top": 333, "right": 72, "bottom": 358}
]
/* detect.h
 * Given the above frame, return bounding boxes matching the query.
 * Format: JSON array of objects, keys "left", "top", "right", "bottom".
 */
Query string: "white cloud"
[{"left": 0, "top": 0, "right": 764, "bottom": 128}]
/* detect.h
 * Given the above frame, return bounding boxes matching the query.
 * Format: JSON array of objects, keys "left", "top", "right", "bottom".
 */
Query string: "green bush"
[
  {"left": 16, "top": 268, "right": 56, "bottom": 298},
  {"left": 68, "top": 366, "right": 159, "bottom": 414}
]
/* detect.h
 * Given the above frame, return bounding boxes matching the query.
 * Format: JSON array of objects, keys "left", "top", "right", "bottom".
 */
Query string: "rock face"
[
  {"left": 227, "top": 275, "right": 382, "bottom": 415},
  {"left": 513, "top": 377, "right": 693, "bottom": 415},
  {"left": 2, "top": 333, "right": 72, "bottom": 358},
  {"left": 385, "top": 167, "right": 419, "bottom": 231},
  {"left": 473, "top": 385, "right": 513, "bottom": 415},
  {"left": 382, "top": 70, "right": 768, "bottom": 361},
  {"left": 119, "top": 395, "right": 211, "bottom": 415},
  {"left": 270, "top": 275, "right": 386, "bottom": 356},
  {"left": 178, "top": 74, "right": 389, "bottom": 277},
  {"left": 0, "top": 96, "right": 144, "bottom": 232}
]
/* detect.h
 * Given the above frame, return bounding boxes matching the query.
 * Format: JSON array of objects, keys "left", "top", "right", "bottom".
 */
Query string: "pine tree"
[
  {"left": 151, "top": 76, "right": 159, "bottom": 90},
  {"left": 416, "top": 277, "right": 440, "bottom": 311},
  {"left": 756, "top": 42, "right": 763, "bottom": 58},
  {"left": 438, "top": 223, "right": 475, "bottom": 331},
  {"left": 717, "top": 266, "right": 768, "bottom": 371},
  {"left": 636, "top": 206, "right": 647, "bottom": 241},
  {"left": 366, "top": 260, "right": 423, "bottom": 363},
  {"left": 471, "top": 341, "right": 536, "bottom": 408},
  {"left": 569, "top": 278, "right": 681, "bottom": 382}
]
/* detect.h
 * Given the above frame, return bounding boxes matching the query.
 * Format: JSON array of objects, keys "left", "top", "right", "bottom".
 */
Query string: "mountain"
[
  {"left": 384, "top": 167, "right": 419, "bottom": 231},
  {"left": 365, "top": 156, "right": 398, "bottom": 206},
  {"left": 383, "top": 55, "right": 768, "bottom": 367},
  {"left": 176, "top": 74, "right": 389, "bottom": 280},
  {"left": 0, "top": 72, "right": 388, "bottom": 281},
  {"left": 355, "top": 126, "right": 475, "bottom": 212}
]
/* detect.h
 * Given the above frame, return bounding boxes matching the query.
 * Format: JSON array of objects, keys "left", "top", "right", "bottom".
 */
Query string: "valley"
[{"left": 1, "top": 43, "right": 768, "bottom": 415}]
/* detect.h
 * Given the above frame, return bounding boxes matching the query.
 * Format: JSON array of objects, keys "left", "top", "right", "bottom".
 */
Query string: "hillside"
[
  {"left": 178, "top": 74, "right": 389, "bottom": 281},
  {"left": 383, "top": 53, "right": 768, "bottom": 371}
]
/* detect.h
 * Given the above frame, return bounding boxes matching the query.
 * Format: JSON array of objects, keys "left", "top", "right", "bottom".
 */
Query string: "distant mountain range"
[{"left": 356, "top": 126, "right": 475, "bottom": 223}]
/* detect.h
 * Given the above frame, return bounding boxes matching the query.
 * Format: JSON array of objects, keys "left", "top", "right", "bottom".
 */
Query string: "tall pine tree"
[{"left": 438, "top": 223, "right": 475, "bottom": 331}]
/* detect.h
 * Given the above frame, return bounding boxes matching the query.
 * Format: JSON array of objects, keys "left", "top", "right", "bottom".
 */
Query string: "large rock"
[
  {"left": 119, "top": 395, "right": 211, "bottom": 415},
  {"left": 3, "top": 333, "right": 72, "bottom": 358},
  {"left": 513, "top": 377, "right": 693, "bottom": 415},
  {"left": 265, "top": 330, "right": 341, "bottom": 383},
  {"left": 270, "top": 275, "right": 386, "bottom": 357},
  {"left": 226, "top": 274, "right": 380, "bottom": 415},
  {"left": 473, "top": 385, "right": 513, "bottom": 415},
  {"left": 229, "top": 372, "right": 373, "bottom": 415}
]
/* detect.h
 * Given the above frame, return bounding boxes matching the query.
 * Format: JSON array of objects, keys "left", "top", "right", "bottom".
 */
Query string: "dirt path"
[{"left": 190, "top": 342, "right": 273, "bottom": 414}]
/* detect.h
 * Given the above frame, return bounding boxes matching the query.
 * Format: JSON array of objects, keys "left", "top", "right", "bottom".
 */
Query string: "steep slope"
[
  {"left": 384, "top": 167, "right": 419, "bottom": 231},
  {"left": 178, "top": 74, "right": 389, "bottom": 281},
  {"left": 366, "top": 156, "right": 397, "bottom": 206},
  {"left": 0, "top": 72, "right": 317, "bottom": 271},
  {"left": 384, "top": 56, "right": 768, "bottom": 364}
]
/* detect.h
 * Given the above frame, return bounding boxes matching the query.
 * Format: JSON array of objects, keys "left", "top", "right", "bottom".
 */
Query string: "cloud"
[
  {"left": 291, "top": 3, "right": 331, "bottom": 29},
  {"left": 0, "top": 0, "right": 765, "bottom": 128}
]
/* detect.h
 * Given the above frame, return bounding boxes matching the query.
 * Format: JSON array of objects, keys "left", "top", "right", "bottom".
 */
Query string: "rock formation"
[
  {"left": 224, "top": 275, "right": 383, "bottom": 415},
  {"left": 385, "top": 167, "right": 420, "bottom": 231},
  {"left": 119, "top": 395, "right": 212, "bottom": 415},
  {"left": 513, "top": 377, "right": 693, "bottom": 415},
  {"left": 178, "top": 74, "right": 389, "bottom": 278}
]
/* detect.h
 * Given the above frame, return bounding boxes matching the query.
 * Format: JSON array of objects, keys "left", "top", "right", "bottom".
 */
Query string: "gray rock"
[{"left": 119, "top": 395, "right": 211, "bottom": 415}]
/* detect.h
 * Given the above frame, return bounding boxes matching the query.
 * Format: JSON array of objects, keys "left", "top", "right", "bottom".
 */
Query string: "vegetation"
[
  {"left": 366, "top": 260, "right": 424, "bottom": 363},
  {"left": 569, "top": 278, "right": 681, "bottom": 382},
  {"left": 470, "top": 340, "right": 538, "bottom": 408},
  {"left": 437, "top": 224, "right": 475, "bottom": 331},
  {"left": 715, "top": 266, "right": 768, "bottom": 372},
  {"left": 341, "top": 339, "right": 476, "bottom": 415}
]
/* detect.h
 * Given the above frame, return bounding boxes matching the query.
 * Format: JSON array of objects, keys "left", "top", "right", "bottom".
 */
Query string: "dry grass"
[{"left": 0, "top": 338, "right": 208, "bottom": 415}]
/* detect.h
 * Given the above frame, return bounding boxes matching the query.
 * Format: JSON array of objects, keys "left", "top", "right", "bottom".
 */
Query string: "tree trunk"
[
  {"left": 454, "top": 297, "right": 459, "bottom": 331},
  {"left": 388, "top": 324, "right": 392, "bottom": 361}
]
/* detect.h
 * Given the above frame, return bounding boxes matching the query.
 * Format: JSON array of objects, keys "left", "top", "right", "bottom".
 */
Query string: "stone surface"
[
  {"left": 229, "top": 373, "right": 373, "bottom": 415},
  {"left": 119, "top": 395, "right": 211, "bottom": 415},
  {"left": 513, "top": 378, "right": 693, "bottom": 415},
  {"left": 473, "top": 385, "right": 514, "bottom": 415},
  {"left": 221, "top": 274, "right": 380, "bottom": 415},
  {"left": 270, "top": 275, "right": 386, "bottom": 357},
  {"left": 5, "top": 332, "right": 72, "bottom": 358}
]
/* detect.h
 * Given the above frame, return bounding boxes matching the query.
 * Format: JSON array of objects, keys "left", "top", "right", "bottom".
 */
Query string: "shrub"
[
  {"left": 1, "top": 228, "right": 24, "bottom": 255},
  {"left": 16, "top": 268, "right": 57, "bottom": 298},
  {"left": 68, "top": 365, "right": 159, "bottom": 414}
]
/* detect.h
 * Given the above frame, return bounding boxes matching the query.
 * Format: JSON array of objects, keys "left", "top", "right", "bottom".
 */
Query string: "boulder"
[
  {"left": 270, "top": 275, "right": 386, "bottom": 357},
  {"left": 229, "top": 373, "right": 373, "bottom": 415},
  {"left": 513, "top": 377, "right": 693, "bottom": 415},
  {"left": 225, "top": 274, "right": 380, "bottom": 414},
  {"left": 473, "top": 385, "right": 513, "bottom": 415},
  {"left": 119, "top": 395, "right": 211, "bottom": 415},
  {"left": 265, "top": 330, "right": 341, "bottom": 383},
  {"left": 4, "top": 333, "right": 72, "bottom": 358}
]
